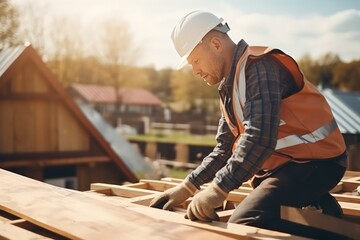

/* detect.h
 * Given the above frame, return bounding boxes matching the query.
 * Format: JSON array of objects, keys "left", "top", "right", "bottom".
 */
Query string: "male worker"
[{"left": 150, "top": 10, "right": 348, "bottom": 239}]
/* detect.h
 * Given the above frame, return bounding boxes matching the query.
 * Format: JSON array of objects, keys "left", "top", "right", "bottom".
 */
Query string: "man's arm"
[
  {"left": 186, "top": 115, "right": 234, "bottom": 189},
  {"left": 214, "top": 55, "right": 284, "bottom": 193}
]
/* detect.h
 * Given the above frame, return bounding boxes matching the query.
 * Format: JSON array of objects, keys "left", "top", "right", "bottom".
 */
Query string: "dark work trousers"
[{"left": 228, "top": 160, "right": 347, "bottom": 240}]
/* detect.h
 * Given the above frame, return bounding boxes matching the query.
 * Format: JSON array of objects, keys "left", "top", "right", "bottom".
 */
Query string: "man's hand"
[
  {"left": 185, "top": 181, "right": 227, "bottom": 222},
  {"left": 149, "top": 180, "right": 197, "bottom": 210}
]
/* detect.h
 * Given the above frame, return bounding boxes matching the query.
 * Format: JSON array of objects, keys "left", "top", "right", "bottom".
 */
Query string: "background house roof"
[
  {"left": 0, "top": 45, "right": 27, "bottom": 77},
  {"left": 0, "top": 44, "right": 157, "bottom": 182},
  {"left": 71, "top": 83, "right": 162, "bottom": 105},
  {"left": 78, "top": 102, "right": 157, "bottom": 179},
  {"left": 320, "top": 88, "right": 360, "bottom": 134}
]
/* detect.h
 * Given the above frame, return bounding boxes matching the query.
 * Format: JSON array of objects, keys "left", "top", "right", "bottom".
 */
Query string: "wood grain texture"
[
  {"left": 281, "top": 206, "right": 360, "bottom": 239},
  {"left": 0, "top": 222, "right": 51, "bottom": 240},
  {"left": 0, "top": 169, "right": 234, "bottom": 240}
]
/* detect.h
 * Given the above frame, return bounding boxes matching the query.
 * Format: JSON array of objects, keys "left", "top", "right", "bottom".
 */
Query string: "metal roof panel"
[
  {"left": 321, "top": 88, "right": 360, "bottom": 134},
  {"left": 0, "top": 45, "right": 27, "bottom": 77}
]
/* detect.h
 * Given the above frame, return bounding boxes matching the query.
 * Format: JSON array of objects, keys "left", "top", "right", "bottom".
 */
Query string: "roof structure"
[
  {"left": 0, "top": 44, "right": 26, "bottom": 77},
  {"left": 0, "top": 44, "right": 156, "bottom": 182},
  {"left": 70, "top": 83, "right": 162, "bottom": 105},
  {"left": 78, "top": 101, "right": 157, "bottom": 178},
  {"left": 0, "top": 168, "right": 359, "bottom": 239},
  {"left": 320, "top": 88, "right": 360, "bottom": 134}
]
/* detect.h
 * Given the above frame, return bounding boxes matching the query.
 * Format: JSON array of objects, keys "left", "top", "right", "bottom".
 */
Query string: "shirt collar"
[{"left": 218, "top": 39, "right": 248, "bottom": 91}]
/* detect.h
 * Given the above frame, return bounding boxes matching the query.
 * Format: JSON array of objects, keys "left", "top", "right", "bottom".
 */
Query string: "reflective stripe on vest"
[
  {"left": 275, "top": 118, "right": 338, "bottom": 150},
  {"left": 223, "top": 45, "right": 345, "bottom": 169}
]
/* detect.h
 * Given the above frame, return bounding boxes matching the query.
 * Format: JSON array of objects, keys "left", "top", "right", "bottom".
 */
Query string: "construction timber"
[{"left": 0, "top": 169, "right": 359, "bottom": 239}]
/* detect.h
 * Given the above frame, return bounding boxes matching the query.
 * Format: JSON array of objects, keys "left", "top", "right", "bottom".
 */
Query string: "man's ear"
[{"left": 210, "top": 37, "right": 222, "bottom": 52}]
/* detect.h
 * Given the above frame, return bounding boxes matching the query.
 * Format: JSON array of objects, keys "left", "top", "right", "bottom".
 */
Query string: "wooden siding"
[{"left": 0, "top": 58, "right": 89, "bottom": 153}]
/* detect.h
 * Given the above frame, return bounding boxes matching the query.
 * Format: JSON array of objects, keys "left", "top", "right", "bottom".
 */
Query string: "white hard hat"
[{"left": 171, "top": 10, "right": 230, "bottom": 69}]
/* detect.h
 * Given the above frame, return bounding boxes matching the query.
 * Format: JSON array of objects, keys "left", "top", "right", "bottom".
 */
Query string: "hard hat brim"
[
  {"left": 177, "top": 55, "right": 189, "bottom": 70},
  {"left": 176, "top": 22, "right": 230, "bottom": 70}
]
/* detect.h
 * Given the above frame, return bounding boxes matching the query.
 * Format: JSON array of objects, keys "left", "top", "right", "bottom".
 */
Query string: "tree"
[
  {"left": 298, "top": 54, "right": 320, "bottom": 85},
  {"left": 121, "top": 66, "right": 151, "bottom": 89},
  {"left": 99, "top": 19, "right": 140, "bottom": 126},
  {"left": 298, "top": 53, "right": 342, "bottom": 88},
  {"left": 56, "top": 56, "right": 103, "bottom": 85},
  {"left": 16, "top": 1, "right": 48, "bottom": 55},
  {"left": 317, "top": 53, "right": 342, "bottom": 88},
  {"left": 143, "top": 67, "right": 173, "bottom": 102},
  {"left": 0, "top": 0, "right": 20, "bottom": 50},
  {"left": 333, "top": 60, "right": 360, "bottom": 92},
  {"left": 170, "top": 68, "right": 218, "bottom": 118},
  {"left": 46, "top": 16, "right": 84, "bottom": 86}
]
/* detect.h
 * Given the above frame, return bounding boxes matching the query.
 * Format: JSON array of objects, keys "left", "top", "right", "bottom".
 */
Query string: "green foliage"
[
  {"left": 170, "top": 68, "right": 218, "bottom": 102},
  {"left": 126, "top": 133, "right": 216, "bottom": 146},
  {"left": 149, "top": 68, "right": 173, "bottom": 102},
  {"left": 168, "top": 168, "right": 190, "bottom": 179},
  {"left": 333, "top": 60, "right": 360, "bottom": 91},
  {"left": 298, "top": 52, "right": 358, "bottom": 91},
  {"left": 169, "top": 68, "right": 219, "bottom": 114},
  {"left": 7, "top": 0, "right": 360, "bottom": 107}
]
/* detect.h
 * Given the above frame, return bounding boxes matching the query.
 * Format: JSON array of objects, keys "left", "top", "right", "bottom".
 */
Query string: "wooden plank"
[
  {"left": 343, "top": 171, "right": 360, "bottom": 178},
  {"left": 30, "top": 63, "right": 51, "bottom": 93},
  {"left": 140, "top": 179, "right": 179, "bottom": 191},
  {"left": 330, "top": 182, "right": 342, "bottom": 193},
  {"left": 0, "top": 169, "right": 233, "bottom": 240},
  {"left": 23, "top": 63, "right": 36, "bottom": 93},
  {"left": 124, "top": 193, "right": 159, "bottom": 206},
  {"left": 157, "top": 179, "right": 360, "bottom": 217},
  {"left": 91, "top": 183, "right": 157, "bottom": 198},
  {"left": 0, "top": 100, "right": 14, "bottom": 153},
  {"left": 85, "top": 190, "right": 309, "bottom": 239},
  {"left": 126, "top": 204, "right": 309, "bottom": 240},
  {"left": 333, "top": 193, "right": 360, "bottom": 204},
  {"left": 142, "top": 179, "right": 253, "bottom": 194},
  {"left": 14, "top": 101, "right": 35, "bottom": 152},
  {"left": 0, "top": 222, "right": 51, "bottom": 240},
  {"left": 0, "top": 156, "right": 111, "bottom": 168},
  {"left": 160, "top": 177, "right": 183, "bottom": 183},
  {"left": 89, "top": 178, "right": 360, "bottom": 239},
  {"left": 96, "top": 180, "right": 360, "bottom": 218},
  {"left": 160, "top": 177, "right": 252, "bottom": 188},
  {"left": 281, "top": 206, "right": 360, "bottom": 239},
  {"left": 33, "top": 100, "right": 57, "bottom": 152},
  {"left": 339, "top": 201, "right": 360, "bottom": 216},
  {"left": 340, "top": 179, "right": 360, "bottom": 192},
  {"left": 0, "top": 210, "right": 19, "bottom": 222},
  {"left": 124, "top": 182, "right": 149, "bottom": 189},
  {"left": 11, "top": 70, "right": 25, "bottom": 93},
  {"left": 95, "top": 181, "right": 249, "bottom": 207},
  {"left": 57, "top": 103, "right": 89, "bottom": 151}
]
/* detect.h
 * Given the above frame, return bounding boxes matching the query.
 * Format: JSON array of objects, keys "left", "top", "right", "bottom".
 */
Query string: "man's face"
[{"left": 187, "top": 37, "right": 225, "bottom": 86}]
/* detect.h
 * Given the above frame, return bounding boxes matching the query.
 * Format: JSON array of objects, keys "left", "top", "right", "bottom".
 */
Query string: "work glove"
[
  {"left": 185, "top": 181, "right": 227, "bottom": 222},
  {"left": 149, "top": 180, "right": 197, "bottom": 210}
]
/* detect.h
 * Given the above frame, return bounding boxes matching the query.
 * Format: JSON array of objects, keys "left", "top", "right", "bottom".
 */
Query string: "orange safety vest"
[{"left": 220, "top": 46, "right": 346, "bottom": 172}]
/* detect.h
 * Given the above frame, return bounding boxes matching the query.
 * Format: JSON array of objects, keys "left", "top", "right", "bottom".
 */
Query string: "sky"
[{"left": 11, "top": 0, "right": 360, "bottom": 70}]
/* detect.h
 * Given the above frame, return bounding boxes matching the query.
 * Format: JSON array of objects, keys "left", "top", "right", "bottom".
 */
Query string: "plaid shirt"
[{"left": 187, "top": 40, "right": 301, "bottom": 192}]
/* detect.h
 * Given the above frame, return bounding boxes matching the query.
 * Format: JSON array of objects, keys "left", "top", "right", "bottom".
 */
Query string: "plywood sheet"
[
  {"left": 0, "top": 222, "right": 51, "bottom": 240},
  {"left": 0, "top": 169, "right": 233, "bottom": 240}
]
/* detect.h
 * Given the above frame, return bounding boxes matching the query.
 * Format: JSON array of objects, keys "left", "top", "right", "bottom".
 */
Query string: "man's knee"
[{"left": 228, "top": 209, "right": 274, "bottom": 226}]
